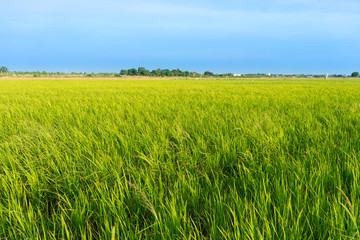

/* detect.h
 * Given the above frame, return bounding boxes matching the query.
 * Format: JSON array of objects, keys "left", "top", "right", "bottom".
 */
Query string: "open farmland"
[{"left": 1, "top": 78, "right": 360, "bottom": 239}]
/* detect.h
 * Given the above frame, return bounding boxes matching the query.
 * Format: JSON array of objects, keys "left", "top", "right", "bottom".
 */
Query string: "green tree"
[
  {"left": 138, "top": 67, "right": 146, "bottom": 76},
  {"left": 151, "top": 68, "right": 162, "bottom": 76},
  {"left": 172, "top": 69, "right": 181, "bottom": 76},
  {"left": 351, "top": 72, "right": 359, "bottom": 77},
  {"left": 120, "top": 69, "right": 128, "bottom": 75},
  {"left": 128, "top": 68, "right": 138, "bottom": 76},
  {"left": 163, "top": 69, "right": 171, "bottom": 76},
  {"left": 138, "top": 67, "right": 150, "bottom": 76},
  {"left": 204, "top": 71, "right": 214, "bottom": 76},
  {"left": 0, "top": 66, "right": 8, "bottom": 73}
]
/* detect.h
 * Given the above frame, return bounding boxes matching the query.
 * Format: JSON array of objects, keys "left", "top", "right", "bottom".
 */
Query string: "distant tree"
[
  {"left": 172, "top": 69, "right": 181, "bottom": 76},
  {"left": 144, "top": 69, "right": 150, "bottom": 76},
  {"left": 179, "top": 71, "right": 186, "bottom": 77},
  {"left": 120, "top": 69, "right": 128, "bottom": 75},
  {"left": 137, "top": 67, "right": 150, "bottom": 76},
  {"left": 0, "top": 66, "right": 8, "bottom": 73},
  {"left": 351, "top": 72, "right": 359, "bottom": 77},
  {"left": 138, "top": 67, "right": 146, "bottom": 76},
  {"left": 204, "top": 71, "right": 214, "bottom": 76},
  {"left": 128, "top": 68, "right": 138, "bottom": 76},
  {"left": 163, "top": 69, "right": 171, "bottom": 76},
  {"left": 151, "top": 68, "right": 162, "bottom": 76}
]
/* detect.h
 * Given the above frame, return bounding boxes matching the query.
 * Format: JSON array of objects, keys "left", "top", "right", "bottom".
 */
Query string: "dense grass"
[{"left": 1, "top": 78, "right": 360, "bottom": 239}]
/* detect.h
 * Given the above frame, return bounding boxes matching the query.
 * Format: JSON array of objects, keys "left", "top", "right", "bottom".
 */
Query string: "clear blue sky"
[{"left": 1, "top": 0, "right": 360, "bottom": 74}]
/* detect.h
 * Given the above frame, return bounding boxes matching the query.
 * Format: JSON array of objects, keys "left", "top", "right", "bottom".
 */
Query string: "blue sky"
[{"left": 1, "top": 0, "right": 360, "bottom": 74}]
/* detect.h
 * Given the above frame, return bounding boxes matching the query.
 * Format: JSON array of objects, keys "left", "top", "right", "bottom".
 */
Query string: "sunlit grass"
[{"left": 1, "top": 78, "right": 360, "bottom": 239}]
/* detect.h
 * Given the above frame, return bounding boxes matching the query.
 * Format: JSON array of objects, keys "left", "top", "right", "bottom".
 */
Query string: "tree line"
[
  {"left": 0, "top": 66, "right": 233, "bottom": 78},
  {"left": 120, "top": 67, "right": 234, "bottom": 77},
  {"left": 1, "top": 66, "right": 360, "bottom": 78}
]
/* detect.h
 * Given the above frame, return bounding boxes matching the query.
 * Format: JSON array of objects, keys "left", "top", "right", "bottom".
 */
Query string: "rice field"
[{"left": 1, "top": 78, "right": 360, "bottom": 239}]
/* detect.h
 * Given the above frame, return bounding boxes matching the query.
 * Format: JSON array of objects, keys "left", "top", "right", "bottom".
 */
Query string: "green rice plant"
[{"left": 0, "top": 78, "right": 360, "bottom": 239}]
